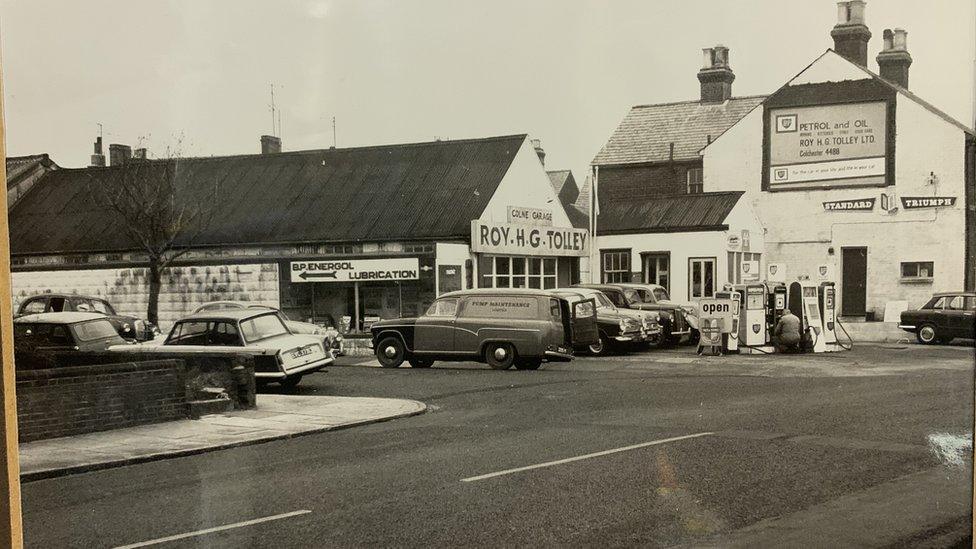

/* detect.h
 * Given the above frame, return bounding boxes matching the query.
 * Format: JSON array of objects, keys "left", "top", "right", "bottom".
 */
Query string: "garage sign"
[
  {"left": 290, "top": 258, "right": 419, "bottom": 283},
  {"left": 471, "top": 220, "right": 588, "bottom": 257},
  {"left": 899, "top": 196, "right": 956, "bottom": 209}
]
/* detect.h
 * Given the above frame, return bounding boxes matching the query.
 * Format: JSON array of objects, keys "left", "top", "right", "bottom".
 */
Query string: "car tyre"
[
  {"left": 916, "top": 323, "right": 939, "bottom": 345},
  {"left": 515, "top": 358, "right": 543, "bottom": 370},
  {"left": 588, "top": 335, "right": 610, "bottom": 356},
  {"left": 279, "top": 375, "right": 302, "bottom": 390},
  {"left": 485, "top": 342, "right": 516, "bottom": 370},
  {"left": 408, "top": 358, "right": 434, "bottom": 368},
  {"left": 376, "top": 336, "right": 406, "bottom": 368}
]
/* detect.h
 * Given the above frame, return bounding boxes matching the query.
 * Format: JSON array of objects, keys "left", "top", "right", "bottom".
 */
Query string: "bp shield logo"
[
  {"left": 773, "top": 168, "right": 789, "bottom": 182},
  {"left": 819, "top": 265, "right": 828, "bottom": 277},
  {"left": 769, "top": 265, "right": 778, "bottom": 276},
  {"left": 776, "top": 114, "right": 798, "bottom": 133},
  {"left": 752, "top": 324, "right": 761, "bottom": 334},
  {"left": 743, "top": 263, "right": 751, "bottom": 274}
]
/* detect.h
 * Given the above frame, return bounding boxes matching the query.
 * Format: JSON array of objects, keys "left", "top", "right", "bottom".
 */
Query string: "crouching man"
[{"left": 773, "top": 310, "right": 802, "bottom": 353}]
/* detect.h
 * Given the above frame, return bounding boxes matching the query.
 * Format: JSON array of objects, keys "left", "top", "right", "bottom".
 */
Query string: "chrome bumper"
[
  {"left": 256, "top": 357, "right": 333, "bottom": 379},
  {"left": 897, "top": 324, "right": 916, "bottom": 331},
  {"left": 545, "top": 350, "right": 574, "bottom": 362}
]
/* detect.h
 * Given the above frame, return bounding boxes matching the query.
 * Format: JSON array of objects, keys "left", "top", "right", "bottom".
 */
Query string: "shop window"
[
  {"left": 481, "top": 256, "right": 557, "bottom": 289},
  {"left": 642, "top": 253, "right": 670, "bottom": 292},
  {"left": 689, "top": 257, "right": 716, "bottom": 299},
  {"left": 601, "top": 250, "right": 630, "bottom": 283},
  {"left": 900, "top": 261, "right": 934, "bottom": 282},
  {"left": 687, "top": 168, "right": 704, "bottom": 194}
]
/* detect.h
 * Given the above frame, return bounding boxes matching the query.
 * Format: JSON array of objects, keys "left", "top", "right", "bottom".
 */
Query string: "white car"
[
  {"left": 162, "top": 309, "right": 333, "bottom": 388},
  {"left": 192, "top": 301, "right": 344, "bottom": 356}
]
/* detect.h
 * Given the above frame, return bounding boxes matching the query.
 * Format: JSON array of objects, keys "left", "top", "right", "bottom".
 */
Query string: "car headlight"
[
  {"left": 122, "top": 322, "right": 132, "bottom": 333},
  {"left": 335, "top": 335, "right": 343, "bottom": 342},
  {"left": 619, "top": 319, "right": 628, "bottom": 331}
]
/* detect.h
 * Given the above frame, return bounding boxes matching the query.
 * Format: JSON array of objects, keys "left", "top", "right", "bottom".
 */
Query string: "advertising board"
[
  {"left": 471, "top": 220, "right": 588, "bottom": 257},
  {"left": 768, "top": 101, "right": 887, "bottom": 190},
  {"left": 290, "top": 258, "right": 419, "bottom": 283}
]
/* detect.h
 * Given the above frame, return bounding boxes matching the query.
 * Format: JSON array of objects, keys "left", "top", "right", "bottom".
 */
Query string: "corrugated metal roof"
[
  {"left": 597, "top": 191, "right": 743, "bottom": 235},
  {"left": 9, "top": 135, "right": 527, "bottom": 255},
  {"left": 592, "top": 96, "right": 766, "bottom": 166}
]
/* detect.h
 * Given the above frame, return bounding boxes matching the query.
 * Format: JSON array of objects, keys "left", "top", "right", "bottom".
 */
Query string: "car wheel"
[
  {"left": 588, "top": 335, "right": 610, "bottom": 356},
  {"left": 376, "top": 336, "right": 406, "bottom": 368},
  {"left": 485, "top": 342, "right": 516, "bottom": 370},
  {"left": 515, "top": 358, "right": 542, "bottom": 370},
  {"left": 279, "top": 375, "right": 302, "bottom": 389},
  {"left": 408, "top": 358, "right": 434, "bottom": 368},
  {"left": 916, "top": 324, "right": 939, "bottom": 345}
]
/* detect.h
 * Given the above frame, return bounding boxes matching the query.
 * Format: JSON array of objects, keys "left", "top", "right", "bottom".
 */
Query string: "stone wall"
[{"left": 12, "top": 262, "right": 280, "bottom": 331}]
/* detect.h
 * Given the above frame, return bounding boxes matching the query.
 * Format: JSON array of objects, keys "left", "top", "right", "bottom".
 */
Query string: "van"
[{"left": 369, "top": 288, "right": 598, "bottom": 370}]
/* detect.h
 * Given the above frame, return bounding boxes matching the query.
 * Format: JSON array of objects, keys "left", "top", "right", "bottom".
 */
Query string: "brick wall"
[
  {"left": 16, "top": 359, "right": 189, "bottom": 442},
  {"left": 598, "top": 160, "right": 699, "bottom": 205}
]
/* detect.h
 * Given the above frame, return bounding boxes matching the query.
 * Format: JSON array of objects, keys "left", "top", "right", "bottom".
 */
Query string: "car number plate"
[{"left": 291, "top": 346, "right": 314, "bottom": 359}]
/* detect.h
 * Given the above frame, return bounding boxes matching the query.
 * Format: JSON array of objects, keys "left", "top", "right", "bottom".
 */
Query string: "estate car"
[
  {"left": 369, "top": 288, "right": 598, "bottom": 370},
  {"left": 163, "top": 309, "right": 333, "bottom": 388},
  {"left": 16, "top": 293, "right": 158, "bottom": 342},
  {"left": 899, "top": 292, "right": 975, "bottom": 344},
  {"left": 555, "top": 288, "right": 655, "bottom": 355},
  {"left": 13, "top": 312, "right": 128, "bottom": 353}
]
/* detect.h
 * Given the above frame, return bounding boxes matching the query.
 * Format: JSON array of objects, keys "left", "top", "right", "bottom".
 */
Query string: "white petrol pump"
[
  {"left": 788, "top": 281, "right": 827, "bottom": 353},
  {"left": 818, "top": 281, "right": 838, "bottom": 348},
  {"left": 736, "top": 284, "right": 768, "bottom": 351}
]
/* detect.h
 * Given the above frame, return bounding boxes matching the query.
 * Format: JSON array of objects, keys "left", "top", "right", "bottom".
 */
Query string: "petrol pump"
[
  {"left": 764, "top": 282, "right": 787, "bottom": 338},
  {"left": 715, "top": 288, "right": 740, "bottom": 353},
  {"left": 818, "top": 281, "right": 838, "bottom": 349},
  {"left": 735, "top": 284, "right": 768, "bottom": 352},
  {"left": 787, "top": 281, "right": 827, "bottom": 353}
]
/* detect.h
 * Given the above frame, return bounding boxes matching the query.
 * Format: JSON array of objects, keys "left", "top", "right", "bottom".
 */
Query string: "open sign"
[{"left": 699, "top": 299, "right": 735, "bottom": 322}]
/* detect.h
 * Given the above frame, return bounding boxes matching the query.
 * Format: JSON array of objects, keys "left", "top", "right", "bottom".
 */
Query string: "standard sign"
[
  {"left": 698, "top": 298, "right": 735, "bottom": 323},
  {"left": 471, "top": 220, "right": 588, "bottom": 257},
  {"left": 507, "top": 206, "right": 553, "bottom": 226},
  {"left": 769, "top": 101, "right": 886, "bottom": 189},
  {"left": 823, "top": 198, "right": 875, "bottom": 211},
  {"left": 900, "top": 196, "right": 956, "bottom": 209},
  {"left": 291, "top": 258, "right": 419, "bottom": 283}
]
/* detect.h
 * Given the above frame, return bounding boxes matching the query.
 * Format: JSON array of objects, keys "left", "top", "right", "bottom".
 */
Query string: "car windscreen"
[
  {"left": 592, "top": 293, "right": 615, "bottom": 309},
  {"left": 72, "top": 320, "right": 122, "bottom": 342},
  {"left": 653, "top": 288, "right": 669, "bottom": 301},
  {"left": 240, "top": 314, "right": 289, "bottom": 343},
  {"left": 622, "top": 289, "right": 643, "bottom": 305}
]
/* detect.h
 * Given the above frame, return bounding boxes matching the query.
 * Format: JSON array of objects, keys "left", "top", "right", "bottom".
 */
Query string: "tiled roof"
[
  {"left": 592, "top": 96, "right": 767, "bottom": 165},
  {"left": 597, "top": 191, "right": 743, "bottom": 235},
  {"left": 546, "top": 169, "right": 579, "bottom": 205},
  {"left": 9, "top": 135, "right": 527, "bottom": 255},
  {"left": 6, "top": 154, "right": 56, "bottom": 189}
]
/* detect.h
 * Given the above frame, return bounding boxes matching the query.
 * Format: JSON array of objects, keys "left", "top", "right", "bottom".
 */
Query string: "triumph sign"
[
  {"left": 768, "top": 101, "right": 887, "bottom": 190},
  {"left": 290, "top": 258, "right": 420, "bottom": 283},
  {"left": 471, "top": 220, "right": 588, "bottom": 257}
]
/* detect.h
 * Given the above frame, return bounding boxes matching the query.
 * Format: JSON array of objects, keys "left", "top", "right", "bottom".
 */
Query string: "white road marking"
[
  {"left": 113, "top": 510, "right": 312, "bottom": 548},
  {"left": 460, "top": 432, "right": 714, "bottom": 482}
]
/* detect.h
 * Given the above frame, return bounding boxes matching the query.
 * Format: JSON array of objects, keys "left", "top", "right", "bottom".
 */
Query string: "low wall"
[{"left": 17, "top": 360, "right": 188, "bottom": 442}]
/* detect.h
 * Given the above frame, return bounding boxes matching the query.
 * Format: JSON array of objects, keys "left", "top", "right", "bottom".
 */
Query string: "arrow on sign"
[
  {"left": 299, "top": 271, "right": 338, "bottom": 280},
  {"left": 421, "top": 265, "right": 433, "bottom": 272}
]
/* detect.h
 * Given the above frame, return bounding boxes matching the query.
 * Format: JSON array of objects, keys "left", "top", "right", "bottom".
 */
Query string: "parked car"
[
  {"left": 13, "top": 312, "right": 128, "bottom": 353},
  {"left": 612, "top": 283, "right": 699, "bottom": 343},
  {"left": 192, "top": 301, "right": 344, "bottom": 356},
  {"left": 163, "top": 309, "right": 333, "bottom": 388},
  {"left": 16, "top": 293, "right": 159, "bottom": 342},
  {"left": 573, "top": 284, "right": 664, "bottom": 346},
  {"left": 369, "top": 288, "right": 598, "bottom": 370},
  {"left": 898, "top": 292, "right": 975, "bottom": 344},
  {"left": 555, "top": 287, "right": 654, "bottom": 355}
]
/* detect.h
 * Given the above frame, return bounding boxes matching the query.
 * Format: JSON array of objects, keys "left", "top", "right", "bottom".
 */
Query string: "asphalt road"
[{"left": 21, "top": 343, "right": 975, "bottom": 548}]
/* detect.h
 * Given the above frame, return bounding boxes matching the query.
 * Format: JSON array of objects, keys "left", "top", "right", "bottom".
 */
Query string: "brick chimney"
[
  {"left": 698, "top": 45, "right": 734, "bottom": 103},
  {"left": 261, "top": 135, "right": 281, "bottom": 154},
  {"left": 108, "top": 144, "right": 132, "bottom": 166},
  {"left": 132, "top": 148, "right": 148, "bottom": 161},
  {"left": 531, "top": 138, "right": 545, "bottom": 166},
  {"left": 831, "top": 0, "right": 872, "bottom": 67},
  {"left": 877, "top": 28, "right": 912, "bottom": 88},
  {"left": 90, "top": 136, "right": 105, "bottom": 167}
]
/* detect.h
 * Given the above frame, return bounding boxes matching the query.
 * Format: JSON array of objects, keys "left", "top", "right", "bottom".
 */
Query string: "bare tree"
[{"left": 88, "top": 150, "right": 219, "bottom": 325}]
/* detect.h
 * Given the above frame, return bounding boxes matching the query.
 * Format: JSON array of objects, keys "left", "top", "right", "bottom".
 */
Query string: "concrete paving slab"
[{"left": 19, "top": 395, "right": 426, "bottom": 481}]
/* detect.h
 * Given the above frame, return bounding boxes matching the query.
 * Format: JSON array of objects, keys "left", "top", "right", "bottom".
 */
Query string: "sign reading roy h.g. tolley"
[
  {"left": 471, "top": 220, "right": 588, "bottom": 257},
  {"left": 291, "top": 258, "right": 419, "bottom": 283},
  {"left": 507, "top": 206, "right": 553, "bottom": 226},
  {"left": 822, "top": 198, "right": 875, "bottom": 211},
  {"left": 899, "top": 196, "right": 956, "bottom": 209}
]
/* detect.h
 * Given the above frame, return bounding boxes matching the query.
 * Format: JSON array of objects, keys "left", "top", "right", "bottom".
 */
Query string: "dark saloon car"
[
  {"left": 369, "top": 288, "right": 598, "bottom": 370},
  {"left": 13, "top": 312, "right": 128, "bottom": 353},
  {"left": 575, "top": 283, "right": 694, "bottom": 345},
  {"left": 16, "top": 294, "right": 158, "bottom": 342},
  {"left": 554, "top": 288, "right": 650, "bottom": 355},
  {"left": 899, "top": 292, "right": 975, "bottom": 344}
]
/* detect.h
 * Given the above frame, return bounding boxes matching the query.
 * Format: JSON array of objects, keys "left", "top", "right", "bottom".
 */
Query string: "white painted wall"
[
  {"left": 480, "top": 137, "right": 574, "bottom": 228},
  {"left": 703, "top": 50, "right": 969, "bottom": 314}
]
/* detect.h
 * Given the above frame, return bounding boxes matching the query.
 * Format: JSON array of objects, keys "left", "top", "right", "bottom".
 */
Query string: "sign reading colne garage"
[
  {"left": 471, "top": 220, "right": 588, "bottom": 257},
  {"left": 290, "top": 258, "right": 419, "bottom": 283}
]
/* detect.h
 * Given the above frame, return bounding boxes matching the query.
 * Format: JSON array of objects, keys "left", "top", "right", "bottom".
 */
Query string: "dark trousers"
[{"left": 774, "top": 335, "right": 801, "bottom": 353}]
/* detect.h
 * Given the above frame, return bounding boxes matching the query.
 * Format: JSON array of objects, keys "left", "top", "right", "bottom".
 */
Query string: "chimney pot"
[
  {"left": 90, "top": 136, "right": 105, "bottom": 167},
  {"left": 831, "top": 1, "right": 871, "bottom": 66},
  {"left": 260, "top": 135, "right": 282, "bottom": 154},
  {"left": 132, "top": 148, "right": 147, "bottom": 161},
  {"left": 108, "top": 144, "right": 132, "bottom": 166},
  {"left": 877, "top": 27, "right": 912, "bottom": 88},
  {"left": 531, "top": 138, "right": 545, "bottom": 166},
  {"left": 697, "top": 44, "right": 735, "bottom": 103}
]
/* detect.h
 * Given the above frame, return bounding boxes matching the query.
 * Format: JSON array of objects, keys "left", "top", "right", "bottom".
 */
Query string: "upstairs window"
[
  {"left": 900, "top": 261, "right": 934, "bottom": 282},
  {"left": 687, "top": 168, "right": 704, "bottom": 194}
]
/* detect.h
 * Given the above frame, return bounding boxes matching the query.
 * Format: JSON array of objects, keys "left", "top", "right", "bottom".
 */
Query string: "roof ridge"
[{"left": 630, "top": 94, "right": 768, "bottom": 110}]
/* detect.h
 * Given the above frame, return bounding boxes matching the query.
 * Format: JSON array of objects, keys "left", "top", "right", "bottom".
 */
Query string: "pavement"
[
  {"left": 20, "top": 343, "right": 974, "bottom": 548},
  {"left": 18, "top": 394, "right": 426, "bottom": 481}
]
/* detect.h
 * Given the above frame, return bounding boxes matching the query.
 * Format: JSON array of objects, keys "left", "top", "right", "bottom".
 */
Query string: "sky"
[{"left": 1, "top": 0, "right": 974, "bottom": 181}]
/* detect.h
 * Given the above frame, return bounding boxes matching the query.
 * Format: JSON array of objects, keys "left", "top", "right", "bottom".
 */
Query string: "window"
[
  {"left": 945, "top": 296, "right": 964, "bottom": 310},
  {"left": 642, "top": 253, "right": 670, "bottom": 292},
  {"left": 21, "top": 299, "right": 46, "bottom": 314},
  {"left": 425, "top": 298, "right": 459, "bottom": 317},
  {"left": 925, "top": 297, "right": 946, "bottom": 310},
  {"left": 90, "top": 299, "right": 115, "bottom": 315},
  {"left": 687, "top": 168, "right": 704, "bottom": 194},
  {"left": 481, "top": 256, "right": 557, "bottom": 289},
  {"left": 240, "top": 315, "right": 289, "bottom": 343},
  {"left": 549, "top": 298, "right": 561, "bottom": 319},
  {"left": 71, "top": 320, "right": 118, "bottom": 342},
  {"left": 601, "top": 250, "right": 631, "bottom": 283},
  {"left": 901, "top": 261, "right": 934, "bottom": 281},
  {"left": 689, "top": 257, "right": 716, "bottom": 299}
]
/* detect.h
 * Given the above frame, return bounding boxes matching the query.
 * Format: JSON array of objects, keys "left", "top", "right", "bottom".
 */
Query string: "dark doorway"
[{"left": 841, "top": 247, "right": 867, "bottom": 316}]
